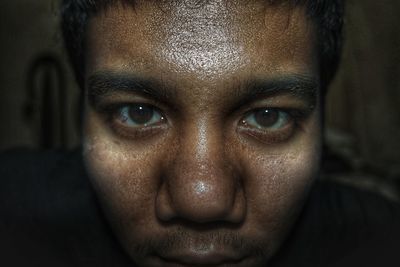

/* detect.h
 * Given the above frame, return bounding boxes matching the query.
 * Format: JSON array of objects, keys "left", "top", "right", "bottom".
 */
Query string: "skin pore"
[{"left": 83, "top": 1, "right": 321, "bottom": 266}]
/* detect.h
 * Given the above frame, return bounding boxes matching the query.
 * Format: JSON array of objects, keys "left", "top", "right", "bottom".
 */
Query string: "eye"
[
  {"left": 238, "top": 108, "right": 299, "bottom": 144},
  {"left": 116, "top": 104, "right": 165, "bottom": 127},
  {"left": 241, "top": 108, "right": 291, "bottom": 130}
]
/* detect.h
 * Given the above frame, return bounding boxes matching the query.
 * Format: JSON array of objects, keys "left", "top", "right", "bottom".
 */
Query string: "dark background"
[{"left": 0, "top": 1, "right": 399, "bottom": 200}]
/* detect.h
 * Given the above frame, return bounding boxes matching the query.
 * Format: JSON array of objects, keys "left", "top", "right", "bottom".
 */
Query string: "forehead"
[{"left": 86, "top": 0, "right": 317, "bottom": 84}]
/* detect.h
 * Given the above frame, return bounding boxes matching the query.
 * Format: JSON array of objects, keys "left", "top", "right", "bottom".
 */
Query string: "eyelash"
[
  {"left": 97, "top": 103, "right": 168, "bottom": 139},
  {"left": 97, "top": 103, "right": 309, "bottom": 143},
  {"left": 238, "top": 108, "right": 307, "bottom": 144}
]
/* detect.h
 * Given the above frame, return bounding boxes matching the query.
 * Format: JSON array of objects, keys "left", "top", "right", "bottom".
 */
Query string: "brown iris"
[
  {"left": 254, "top": 109, "right": 280, "bottom": 128},
  {"left": 127, "top": 104, "right": 154, "bottom": 125}
]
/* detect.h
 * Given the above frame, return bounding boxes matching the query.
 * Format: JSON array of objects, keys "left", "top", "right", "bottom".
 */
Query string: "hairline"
[{"left": 61, "top": 0, "right": 343, "bottom": 93}]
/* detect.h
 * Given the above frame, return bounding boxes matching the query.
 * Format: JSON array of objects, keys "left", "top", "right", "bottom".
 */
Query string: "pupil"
[
  {"left": 255, "top": 109, "right": 278, "bottom": 127},
  {"left": 129, "top": 105, "right": 154, "bottom": 124}
]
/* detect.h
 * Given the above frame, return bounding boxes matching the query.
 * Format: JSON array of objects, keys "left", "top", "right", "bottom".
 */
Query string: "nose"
[{"left": 156, "top": 120, "right": 246, "bottom": 224}]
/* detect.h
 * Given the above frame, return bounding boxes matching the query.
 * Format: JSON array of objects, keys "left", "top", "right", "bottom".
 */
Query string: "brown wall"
[
  {"left": 0, "top": 0, "right": 80, "bottom": 150},
  {"left": 326, "top": 0, "right": 400, "bottom": 177}
]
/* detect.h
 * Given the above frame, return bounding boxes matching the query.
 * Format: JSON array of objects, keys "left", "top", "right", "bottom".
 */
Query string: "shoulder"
[
  {"left": 313, "top": 179, "right": 400, "bottom": 267},
  {"left": 0, "top": 149, "right": 132, "bottom": 266},
  {"left": 310, "top": 179, "right": 400, "bottom": 229},
  {"left": 273, "top": 178, "right": 400, "bottom": 267},
  {"left": 0, "top": 149, "right": 90, "bottom": 220},
  {"left": 0, "top": 148, "right": 83, "bottom": 183}
]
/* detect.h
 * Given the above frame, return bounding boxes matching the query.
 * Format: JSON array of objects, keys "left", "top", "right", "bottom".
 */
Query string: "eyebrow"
[
  {"left": 87, "top": 72, "right": 177, "bottom": 106},
  {"left": 234, "top": 74, "right": 319, "bottom": 109},
  {"left": 87, "top": 71, "right": 318, "bottom": 109}
]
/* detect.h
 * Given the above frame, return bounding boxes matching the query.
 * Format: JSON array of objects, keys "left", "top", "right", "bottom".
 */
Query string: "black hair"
[{"left": 60, "top": 0, "right": 344, "bottom": 92}]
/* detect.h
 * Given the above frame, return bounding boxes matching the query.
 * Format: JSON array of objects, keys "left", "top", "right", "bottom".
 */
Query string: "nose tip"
[
  {"left": 177, "top": 180, "right": 237, "bottom": 223},
  {"left": 156, "top": 166, "right": 246, "bottom": 224}
]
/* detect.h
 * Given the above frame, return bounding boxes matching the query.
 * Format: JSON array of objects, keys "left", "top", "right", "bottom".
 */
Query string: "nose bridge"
[
  {"left": 166, "top": 118, "right": 237, "bottom": 222},
  {"left": 188, "top": 117, "right": 218, "bottom": 164}
]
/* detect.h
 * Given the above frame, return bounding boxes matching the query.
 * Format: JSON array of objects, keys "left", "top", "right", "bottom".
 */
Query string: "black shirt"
[{"left": 1, "top": 150, "right": 399, "bottom": 267}]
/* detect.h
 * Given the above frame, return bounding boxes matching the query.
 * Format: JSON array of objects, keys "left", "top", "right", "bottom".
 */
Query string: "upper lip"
[{"left": 160, "top": 251, "right": 244, "bottom": 265}]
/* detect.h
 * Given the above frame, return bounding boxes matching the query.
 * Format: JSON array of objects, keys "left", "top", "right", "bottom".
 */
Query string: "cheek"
[
  {"left": 245, "top": 139, "right": 321, "bottom": 230},
  {"left": 82, "top": 135, "right": 160, "bottom": 226}
]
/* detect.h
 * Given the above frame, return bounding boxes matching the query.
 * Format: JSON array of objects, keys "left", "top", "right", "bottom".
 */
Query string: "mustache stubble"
[{"left": 130, "top": 227, "right": 272, "bottom": 258}]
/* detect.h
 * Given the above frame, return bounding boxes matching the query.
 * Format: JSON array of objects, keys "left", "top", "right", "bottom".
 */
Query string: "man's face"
[{"left": 83, "top": 1, "right": 321, "bottom": 266}]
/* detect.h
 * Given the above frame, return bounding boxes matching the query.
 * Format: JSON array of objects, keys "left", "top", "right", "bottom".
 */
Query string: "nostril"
[
  {"left": 156, "top": 178, "right": 246, "bottom": 224},
  {"left": 155, "top": 183, "right": 176, "bottom": 222}
]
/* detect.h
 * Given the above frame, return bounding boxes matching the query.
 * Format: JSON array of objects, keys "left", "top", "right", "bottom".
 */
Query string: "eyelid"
[
  {"left": 229, "top": 93, "right": 315, "bottom": 119},
  {"left": 93, "top": 101, "right": 167, "bottom": 126},
  {"left": 239, "top": 106, "right": 312, "bottom": 126},
  {"left": 91, "top": 92, "right": 183, "bottom": 127},
  {"left": 90, "top": 89, "right": 163, "bottom": 108},
  {"left": 118, "top": 104, "right": 166, "bottom": 127},
  {"left": 98, "top": 103, "right": 169, "bottom": 140},
  {"left": 242, "top": 108, "right": 291, "bottom": 128},
  {"left": 236, "top": 106, "right": 312, "bottom": 144}
]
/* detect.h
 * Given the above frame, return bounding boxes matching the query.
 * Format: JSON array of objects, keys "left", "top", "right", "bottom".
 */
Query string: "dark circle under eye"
[
  {"left": 254, "top": 109, "right": 279, "bottom": 128},
  {"left": 128, "top": 104, "right": 154, "bottom": 125}
]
